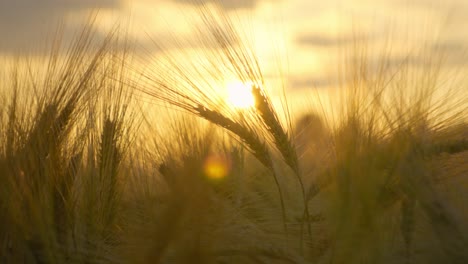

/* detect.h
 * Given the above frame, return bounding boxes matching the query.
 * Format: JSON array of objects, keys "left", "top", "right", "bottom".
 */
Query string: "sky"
[{"left": 1, "top": 0, "right": 467, "bottom": 102}]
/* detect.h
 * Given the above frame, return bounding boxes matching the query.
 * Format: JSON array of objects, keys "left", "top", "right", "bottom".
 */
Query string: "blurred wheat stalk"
[{"left": 0, "top": 3, "right": 467, "bottom": 264}]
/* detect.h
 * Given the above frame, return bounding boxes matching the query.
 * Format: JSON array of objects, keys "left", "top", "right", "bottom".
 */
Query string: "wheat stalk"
[
  {"left": 251, "top": 85, "right": 312, "bottom": 244},
  {"left": 194, "top": 104, "right": 288, "bottom": 233}
]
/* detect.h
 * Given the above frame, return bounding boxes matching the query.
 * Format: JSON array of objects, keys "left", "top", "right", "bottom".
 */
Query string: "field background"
[{"left": 1, "top": 1, "right": 468, "bottom": 263}]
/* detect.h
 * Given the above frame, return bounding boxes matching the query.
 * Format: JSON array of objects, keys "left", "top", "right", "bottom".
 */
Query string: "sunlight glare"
[{"left": 226, "top": 81, "right": 255, "bottom": 109}]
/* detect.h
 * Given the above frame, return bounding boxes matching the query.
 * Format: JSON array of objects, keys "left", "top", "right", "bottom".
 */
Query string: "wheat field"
[{"left": 1, "top": 3, "right": 467, "bottom": 264}]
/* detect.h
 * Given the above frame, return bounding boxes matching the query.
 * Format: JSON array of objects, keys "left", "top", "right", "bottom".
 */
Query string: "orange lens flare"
[{"left": 203, "top": 154, "right": 231, "bottom": 180}]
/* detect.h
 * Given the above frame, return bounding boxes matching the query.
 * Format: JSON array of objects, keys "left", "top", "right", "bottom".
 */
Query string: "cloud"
[
  {"left": 0, "top": 0, "right": 264, "bottom": 54},
  {"left": 431, "top": 42, "right": 468, "bottom": 67},
  {"left": 171, "top": 0, "right": 271, "bottom": 10},
  {"left": 394, "top": 0, "right": 468, "bottom": 9},
  {"left": 295, "top": 34, "right": 363, "bottom": 48},
  {"left": 0, "top": 0, "right": 122, "bottom": 54},
  {"left": 289, "top": 75, "right": 332, "bottom": 90}
]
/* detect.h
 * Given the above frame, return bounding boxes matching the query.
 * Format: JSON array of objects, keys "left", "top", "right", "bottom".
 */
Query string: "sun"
[{"left": 226, "top": 81, "right": 255, "bottom": 109}]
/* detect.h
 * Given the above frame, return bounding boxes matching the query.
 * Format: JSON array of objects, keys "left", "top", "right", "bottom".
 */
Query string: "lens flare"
[{"left": 203, "top": 154, "right": 231, "bottom": 180}]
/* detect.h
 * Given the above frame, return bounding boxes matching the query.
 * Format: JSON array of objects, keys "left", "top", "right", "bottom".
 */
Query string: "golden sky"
[{"left": 1, "top": 0, "right": 467, "bottom": 98}]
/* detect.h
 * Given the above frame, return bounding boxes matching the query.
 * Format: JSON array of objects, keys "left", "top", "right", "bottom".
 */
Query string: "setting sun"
[{"left": 226, "top": 81, "right": 255, "bottom": 109}]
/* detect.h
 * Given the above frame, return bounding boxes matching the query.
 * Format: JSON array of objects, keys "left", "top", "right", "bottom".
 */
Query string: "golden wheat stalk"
[{"left": 251, "top": 85, "right": 313, "bottom": 243}]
